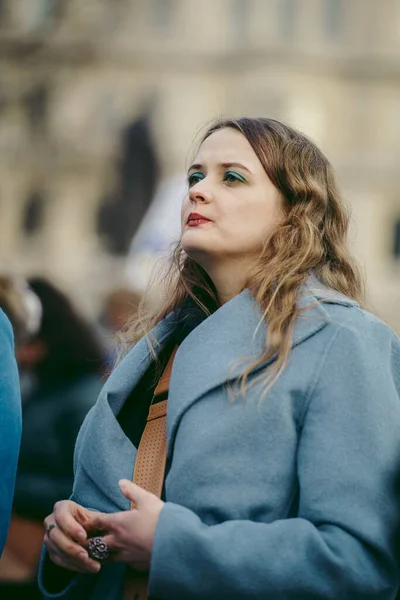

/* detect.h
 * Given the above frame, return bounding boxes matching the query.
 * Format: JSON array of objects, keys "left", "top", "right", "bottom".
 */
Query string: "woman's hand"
[
  {"left": 83, "top": 480, "right": 164, "bottom": 572},
  {"left": 44, "top": 500, "right": 102, "bottom": 574}
]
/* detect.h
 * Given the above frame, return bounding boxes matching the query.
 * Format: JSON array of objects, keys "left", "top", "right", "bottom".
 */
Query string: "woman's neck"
[{"left": 202, "top": 258, "right": 252, "bottom": 304}]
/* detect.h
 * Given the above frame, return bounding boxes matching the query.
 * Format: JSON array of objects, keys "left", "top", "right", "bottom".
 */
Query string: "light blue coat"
[
  {"left": 39, "top": 282, "right": 400, "bottom": 599},
  {"left": 0, "top": 309, "right": 22, "bottom": 555}
]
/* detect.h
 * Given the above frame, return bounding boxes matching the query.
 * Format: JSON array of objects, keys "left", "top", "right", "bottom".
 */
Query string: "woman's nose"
[{"left": 188, "top": 182, "right": 212, "bottom": 205}]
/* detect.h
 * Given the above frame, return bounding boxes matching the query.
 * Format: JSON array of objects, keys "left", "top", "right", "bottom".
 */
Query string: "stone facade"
[{"left": 0, "top": 0, "right": 399, "bottom": 328}]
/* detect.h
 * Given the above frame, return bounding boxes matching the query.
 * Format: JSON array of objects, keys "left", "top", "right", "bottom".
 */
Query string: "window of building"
[
  {"left": 394, "top": 218, "right": 400, "bottom": 259},
  {"left": 151, "top": 0, "right": 174, "bottom": 30},
  {"left": 0, "top": 89, "right": 7, "bottom": 113},
  {"left": 24, "top": 83, "right": 49, "bottom": 135},
  {"left": 279, "top": 0, "right": 297, "bottom": 38},
  {"left": 231, "top": 0, "right": 251, "bottom": 43},
  {"left": 11, "top": 0, "right": 64, "bottom": 32},
  {"left": 47, "top": 0, "right": 66, "bottom": 22},
  {"left": 22, "top": 191, "right": 46, "bottom": 236},
  {"left": 0, "top": 0, "right": 5, "bottom": 24},
  {"left": 324, "top": 0, "right": 345, "bottom": 39}
]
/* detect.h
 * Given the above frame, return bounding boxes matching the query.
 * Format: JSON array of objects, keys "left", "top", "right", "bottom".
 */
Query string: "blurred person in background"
[
  {"left": 102, "top": 287, "right": 141, "bottom": 335},
  {"left": 0, "top": 277, "right": 105, "bottom": 594},
  {"left": 0, "top": 274, "right": 42, "bottom": 350},
  {"left": 0, "top": 277, "right": 23, "bottom": 557},
  {"left": 99, "top": 287, "right": 142, "bottom": 373},
  {"left": 40, "top": 118, "right": 400, "bottom": 600},
  {"left": 14, "top": 277, "right": 106, "bottom": 519}
]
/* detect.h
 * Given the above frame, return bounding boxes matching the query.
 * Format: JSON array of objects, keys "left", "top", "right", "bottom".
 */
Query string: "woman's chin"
[
  {"left": 181, "top": 240, "right": 212, "bottom": 263},
  {"left": 182, "top": 231, "right": 208, "bottom": 251}
]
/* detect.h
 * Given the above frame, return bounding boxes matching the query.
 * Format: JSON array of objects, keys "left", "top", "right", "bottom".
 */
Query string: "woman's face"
[{"left": 181, "top": 128, "right": 283, "bottom": 268}]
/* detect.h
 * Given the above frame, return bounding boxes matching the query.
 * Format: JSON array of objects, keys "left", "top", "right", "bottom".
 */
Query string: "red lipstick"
[{"left": 187, "top": 212, "right": 212, "bottom": 227}]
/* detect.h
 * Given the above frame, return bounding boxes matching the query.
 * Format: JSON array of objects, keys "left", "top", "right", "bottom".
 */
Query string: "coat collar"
[
  {"left": 166, "top": 280, "right": 358, "bottom": 455},
  {"left": 79, "top": 278, "right": 358, "bottom": 506}
]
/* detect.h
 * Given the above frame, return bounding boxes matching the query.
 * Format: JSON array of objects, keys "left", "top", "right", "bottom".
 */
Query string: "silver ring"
[
  {"left": 46, "top": 523, "right": 56, "bottom": 538},
  {"left": 87, "top": 536, "right": 110, "bottom": 561}
]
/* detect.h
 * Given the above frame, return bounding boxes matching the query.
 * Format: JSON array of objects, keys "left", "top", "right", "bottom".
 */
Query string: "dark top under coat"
[{"left": 117, "top": 301, "right": 208, "bottom": 448}]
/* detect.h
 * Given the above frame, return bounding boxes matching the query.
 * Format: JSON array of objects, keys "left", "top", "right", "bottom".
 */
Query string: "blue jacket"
[
  {"left": 39, "top": 282, "right": 400, "bottom": 599},
  {"left": 0, "top": 309, "right": 22, "bottom": 555}
]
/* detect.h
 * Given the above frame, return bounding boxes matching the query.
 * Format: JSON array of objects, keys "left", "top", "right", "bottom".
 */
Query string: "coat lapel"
[
  {"left": 103, "top": 311, "right": 177, "bottom": 415},
  {"left": 79, "top": 313, "right": 177, "bottom": 510},
  {"left": 166, "top": 282, "right": 359, "bottom": 456}
]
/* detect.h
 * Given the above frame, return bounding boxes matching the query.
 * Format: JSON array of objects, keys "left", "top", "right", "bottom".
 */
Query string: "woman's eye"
[
  {"left": 188, "top": 172, "right": 205, "bottom": 187},
  {"left": 223, "top": 171, "right": 246, "bottom": 184}
]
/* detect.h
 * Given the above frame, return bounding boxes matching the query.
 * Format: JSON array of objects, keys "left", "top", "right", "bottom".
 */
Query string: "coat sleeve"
[
  {"left": 148, "top": 323, "right": 400, "bottom": 600},
  {"left": 37, "top": 407, "right": 97, "bottom": 599},
  {"left": 0, "top": 310, "right": 22, "bottom": 555}
]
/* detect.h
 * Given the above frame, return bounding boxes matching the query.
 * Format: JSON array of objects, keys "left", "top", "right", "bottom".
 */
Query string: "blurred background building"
[{"left": 0, "top": 0, "right": 399, "bottom": 330}]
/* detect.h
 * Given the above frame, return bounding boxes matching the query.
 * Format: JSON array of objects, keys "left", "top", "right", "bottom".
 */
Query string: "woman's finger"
[
  {"left": 47, "top": 549, "right": 93, "bottom": 574},
  {"left": 47, "top": 544, "right": 101, "bottom": 574},
  {"left": 45, "top": 522, "right": 85, "bottom": 559},
  {"left": 53, "top": 501, "right": 88, "bottom": 543},
  {"left": 83, "top": 510, "right": 114, "bottom": 535},
  {"left": 45, "top": 526, "right": 100, "bottom": 574}
]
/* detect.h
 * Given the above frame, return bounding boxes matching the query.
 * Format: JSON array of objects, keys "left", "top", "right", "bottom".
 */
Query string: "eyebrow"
[{"left": 187, "top": 162, "right": 252, "bottom": 175}]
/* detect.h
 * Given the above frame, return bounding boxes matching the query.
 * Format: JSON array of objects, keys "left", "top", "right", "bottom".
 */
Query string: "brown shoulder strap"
[
  {"left": 130, "top": 345, "right": 178, "bottom": 503},
  {"left": 124, "top": 347, "right": 178, "bottom": 599},
  {"left": 153, "top": 347, "right": 177, "bottom": 397}
]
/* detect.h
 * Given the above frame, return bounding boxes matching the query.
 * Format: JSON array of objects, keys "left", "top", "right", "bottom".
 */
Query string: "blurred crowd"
[{"left": 0, "top": 273, "right": 141, "bottom": 597}]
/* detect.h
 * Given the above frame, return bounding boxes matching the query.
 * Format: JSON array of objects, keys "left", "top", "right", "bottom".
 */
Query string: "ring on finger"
[
  {"left": 46, "top": 523, "right": 56, "bottom": 538},
  {"left": 87, "top": 537, "right": 110, "bottom": 561}
]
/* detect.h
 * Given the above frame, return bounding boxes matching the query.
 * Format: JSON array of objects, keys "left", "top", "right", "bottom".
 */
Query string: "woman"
[{"left": 40, "top": 118, "right": 400, "bottom": 599}]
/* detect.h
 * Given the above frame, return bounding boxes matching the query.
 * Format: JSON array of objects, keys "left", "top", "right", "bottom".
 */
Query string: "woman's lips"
[
  {"left": 187, "top": 218, "right": 211, "bottom": 227},
  {"left": 187, "top": 213, "right": 212, "bottom": 227}
]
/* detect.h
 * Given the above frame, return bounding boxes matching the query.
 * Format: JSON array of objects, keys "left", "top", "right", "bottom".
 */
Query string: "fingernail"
[
  {"left": 77, "top": 531, "right": 86, "bottom": 542},
  {"left": 92, "top": 562, "right": 101, "bottom": 573}
]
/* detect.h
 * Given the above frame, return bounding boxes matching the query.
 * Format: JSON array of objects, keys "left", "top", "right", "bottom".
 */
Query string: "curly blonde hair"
[{"left": 123, "top": 117, "right": 364, "bottom": 395}]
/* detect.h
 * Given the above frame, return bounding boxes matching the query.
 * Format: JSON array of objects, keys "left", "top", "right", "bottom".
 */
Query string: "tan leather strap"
[
  {"left": 130, "top": 399, "right": 168, "bottom": 505},
  {"left": 124, "top": 347, "right": 178, "bottom": 600}
]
